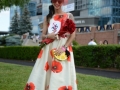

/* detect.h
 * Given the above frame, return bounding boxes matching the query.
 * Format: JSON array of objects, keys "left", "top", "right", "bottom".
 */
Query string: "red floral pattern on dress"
[
  {"left": 50, "top": 48, "right": 56, "bottom": 58},
  {"left": 52, "top": 60, "right": 63, "bottom": 73},
  {"left": 37, "top": 49, "right": 43, "bottom": 58},
  {"left": 44, "top": 62, "right": 49, "bottom": 71},
  {"left": 67, "top": 56, "right": 71, "bottom": 62},
  {"left": 58, "top": 86, "right": 72, "bottom": 90},
  {"left": 54, "top": 14, "right": 68, "bottom": 22},
  {"left": 69, "top": 46, "right": 73, "bottom": 52},
  {"left": 24, "top": 82, "right": 35, "bottom": 90}
]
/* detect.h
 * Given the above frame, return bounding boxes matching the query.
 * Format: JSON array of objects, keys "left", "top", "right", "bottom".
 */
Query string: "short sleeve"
[{"left": 68, "top": 13, "right": 75, "bottom": 22}]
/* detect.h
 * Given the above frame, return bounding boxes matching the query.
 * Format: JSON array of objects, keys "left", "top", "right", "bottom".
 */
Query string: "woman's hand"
[
  {"left": 47, "top": 32, "right": 58, "bottom": 39},
  {"left": 54, "top": 47, "right": 65, "bottom": 56}
]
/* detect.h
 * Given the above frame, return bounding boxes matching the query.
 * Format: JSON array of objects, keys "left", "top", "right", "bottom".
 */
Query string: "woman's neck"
[{"left": 54, "top": 9, "right": 64, "bottom": 15}]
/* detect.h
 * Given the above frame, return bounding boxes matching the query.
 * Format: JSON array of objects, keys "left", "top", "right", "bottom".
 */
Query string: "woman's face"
[{"left": 51, "top": 0, "right": 64, "bottom": 10}]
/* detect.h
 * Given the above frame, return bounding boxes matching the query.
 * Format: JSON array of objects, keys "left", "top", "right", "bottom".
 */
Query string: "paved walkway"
[{"left": 0, "top": 59, "right": 120, "bottom": 79}]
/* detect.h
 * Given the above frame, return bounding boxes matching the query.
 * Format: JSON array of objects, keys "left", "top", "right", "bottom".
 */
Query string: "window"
[
  {"left": 28, "top": 2, "right": 37, "bottom": 16},
  {"left": 37, "top": 5, "right": 42, "bottom": 15}
]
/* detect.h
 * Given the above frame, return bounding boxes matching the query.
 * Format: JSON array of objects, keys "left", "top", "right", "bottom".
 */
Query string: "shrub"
[
  {"left": 115, "top": 56, "right": 120, "bottom": 69},
  {"left": 72, "top": 40, "right": 80, "bottom": 47}
]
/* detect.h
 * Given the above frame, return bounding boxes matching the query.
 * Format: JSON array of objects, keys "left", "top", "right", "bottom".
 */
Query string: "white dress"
[{"left": 24, "top": 13, "right": 77, "bottom": 90}]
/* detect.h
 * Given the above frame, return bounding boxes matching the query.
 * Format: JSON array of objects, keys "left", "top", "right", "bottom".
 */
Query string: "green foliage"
[
  {"left": 73, "top": 40, "right": 80, "bottom": 46},
  {"left": 0, "top": 35, "right": 21, "bottom": 46},
  {"left": 9, "top": 10, "right": 20, "bottom": 34},
  {"left": 0, "top": 62, "right": 32, "bottom": 90},
  {"left": 73, "top": 45, "right": 120, "bottom": 69},
  {"left": 0, "top": 62, "right": 120, "bottom": 90},
  {"left": 0, "top": 0, "right": 30, "bottom": 10},
  {"left": 94, "top": 39, "right": 98, "bottom": 44},
  {"left": 9, "top": 6, "right": 32, "bottom": 35},
  {"left": 0, "top": 37, "right": 5, "bottom": 45},
  {"left": 0, "top": 46, "right": 41, "bottom": 61},
  {"left": 18, "top": 7, "right": 32, "bottom": 35},
  {"left": 5, "top": 35, "right": 22, "bottom": 46},
  {"left": 115, "top": 56, "right": 120, "bottom": 69},
  {"left": 0, "top": 45, "right": 120, "bottom": 70},
  {"left": 0, "top": 35, "right": 10, "bottom": 45}
]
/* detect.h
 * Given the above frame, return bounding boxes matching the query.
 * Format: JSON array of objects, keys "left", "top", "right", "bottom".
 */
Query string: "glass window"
[
  {"left": 28, "top": 2, "right": 37, "bottom": 16},
  {"left": 30, "top": 11, "right": 36, "bottom": 16},
  {"left": 37, "top": 6, "right": 42, "bottom": 15}
]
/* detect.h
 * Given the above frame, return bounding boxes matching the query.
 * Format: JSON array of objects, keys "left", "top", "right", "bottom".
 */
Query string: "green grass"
[{"left": 0, "top": 62, "right": 120, "bottom": 90}]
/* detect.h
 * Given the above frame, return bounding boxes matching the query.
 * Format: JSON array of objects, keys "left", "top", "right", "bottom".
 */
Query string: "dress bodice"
[{"left": 48, "top": 13, "right": 69, "bottom": 34}]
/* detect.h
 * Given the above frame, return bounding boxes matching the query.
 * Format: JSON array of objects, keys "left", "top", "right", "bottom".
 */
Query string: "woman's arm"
[
  {"left": 42, "top": 17, "right": 57, "bottom": 40},
  {"left": 42, "top": 17, "right": 48, "bottom": 39},
  {"left": 64, "top": 13, "right": 76, "bottom": 47}
]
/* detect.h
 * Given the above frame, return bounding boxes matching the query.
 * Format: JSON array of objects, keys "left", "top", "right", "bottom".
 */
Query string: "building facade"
[
  {"left": 73, "top": 0, "right": 120, "bottom": 26},
  {"left": 75, "top": 23, "right": 120, "bottom": 45},
  {"left": 27, "top": 0, "right": 42, "bottom": 34},
  {"left": 73, "top": 0, "right": 120, "bottom": 45},
  {"left": 27, "top": 0, "right": 51, "bottom": 34}
]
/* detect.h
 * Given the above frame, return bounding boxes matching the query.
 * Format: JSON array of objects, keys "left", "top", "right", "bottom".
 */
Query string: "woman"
[
  {"left": 103, "top": 40, "right": 108, "bottom": 45},
  {"left": 24, "top": 0, "right": 77, "bottom": 90}
]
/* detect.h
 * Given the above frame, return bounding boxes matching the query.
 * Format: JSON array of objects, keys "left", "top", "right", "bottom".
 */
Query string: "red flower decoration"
[
  {"left": 52, "top": 60, "right": 63, "bottom": 73},
  {"left": 58, "top": 86, "right": 72, "bottom": 90},
  {"left": 50, "top": 48, "right": 56, "bottom": 58},
  {"left": 41, "top": 38, "right": 54, "bottom": 44},
  {"left": 24, "top": 82, "right": 35, "bottom": 90},
  {"left": 44, "top": 62, "right": 49, "bottom": 71},
  {"left": 39, "top": 38, "right": 54, "bottom": 48},
  {"left": 67, "top": 56, "right": 71, "bottom": 62},
  {"left": 58, "top": 19, "right": 76, "bottom": 36}
]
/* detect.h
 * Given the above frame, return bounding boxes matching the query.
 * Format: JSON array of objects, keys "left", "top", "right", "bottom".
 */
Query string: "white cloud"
[{"left": 0, "top": 10, "right": 10, "bottom": 31}]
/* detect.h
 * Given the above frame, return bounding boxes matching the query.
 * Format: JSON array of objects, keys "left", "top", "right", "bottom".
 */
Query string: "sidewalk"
[{"left": 0, "top": 59, "right": 120, "bottom": 79}]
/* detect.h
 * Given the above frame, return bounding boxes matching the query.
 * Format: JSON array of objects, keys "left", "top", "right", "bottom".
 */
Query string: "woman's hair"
[
  {"left": 103, "top": 40, "right": 108, "bottom": 44},
  {"left": 46, "top": 5, "right": 55, "bottom": 24}
]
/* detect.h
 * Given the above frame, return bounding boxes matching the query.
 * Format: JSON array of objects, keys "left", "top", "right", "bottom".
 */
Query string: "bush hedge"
[
  {"left": 73, "top": 45, "right": 120, "bottom": 69},
  {"left": 0, "top": 45, "right": 120, "bottom": 69},
  {"left": 0, "top": 46, "right": 41, "bottom": 61}
]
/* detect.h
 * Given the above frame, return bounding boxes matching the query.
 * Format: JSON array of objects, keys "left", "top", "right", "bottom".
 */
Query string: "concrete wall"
[
  {"left": 80, "top": 9, "right": 88, "bottom": 17},
  {"left": 75, "top": 17, "right": 99, "bottom": 27}
]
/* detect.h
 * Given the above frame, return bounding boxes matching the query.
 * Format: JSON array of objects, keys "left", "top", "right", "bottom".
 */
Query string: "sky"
[{"left": 0, "top": 10, "right": 10, "bottom": 32}]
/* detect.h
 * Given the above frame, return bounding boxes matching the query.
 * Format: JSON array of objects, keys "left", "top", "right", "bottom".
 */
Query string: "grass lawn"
[{"left": 0, "top": 62, "right": 120, "bottom": 90}]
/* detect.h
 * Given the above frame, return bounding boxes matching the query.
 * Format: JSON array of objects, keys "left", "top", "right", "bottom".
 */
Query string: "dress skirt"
[{"left": 25, "top": 37, "right": 77, "bottom": 90}]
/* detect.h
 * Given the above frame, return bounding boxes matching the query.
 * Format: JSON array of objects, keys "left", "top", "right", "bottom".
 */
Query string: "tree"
[
  {"left": 9, "top": 10, "right": 20, "bottom": 34},
  {"left": 18, "top": 7, "right": 32, "bottom": 35},
  {"left": 0, "top": 0, "right": 30, "bottom": 10}
]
